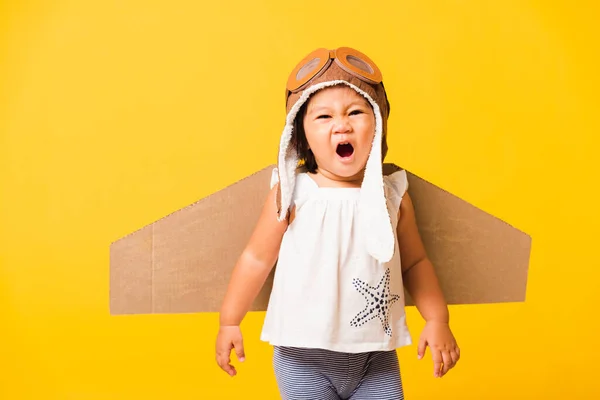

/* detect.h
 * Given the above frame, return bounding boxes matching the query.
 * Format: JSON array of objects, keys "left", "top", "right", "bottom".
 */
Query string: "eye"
[
  {"left": 349, "top": 109, "right": 364, "bottom": 115},
  {"left": 317, "top": 114, "right": 331, "bottom": 119}
]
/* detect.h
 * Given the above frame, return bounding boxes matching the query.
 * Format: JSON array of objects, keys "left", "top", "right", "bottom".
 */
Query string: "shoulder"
[{"left": 398, "top": 190, "right": 415, "bottom": 215}]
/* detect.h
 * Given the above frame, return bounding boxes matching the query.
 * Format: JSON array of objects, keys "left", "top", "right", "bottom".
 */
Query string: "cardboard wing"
[{"left": 109, "top": 164, "right": 531, "bottom": 315}]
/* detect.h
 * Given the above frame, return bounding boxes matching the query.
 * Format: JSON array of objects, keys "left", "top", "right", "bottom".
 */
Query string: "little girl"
[{"left": 215, "top": 47, "right": 460, "bottom": 399}]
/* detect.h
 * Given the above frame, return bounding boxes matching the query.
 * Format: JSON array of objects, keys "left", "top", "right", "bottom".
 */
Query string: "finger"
[
  {"left": 233, "top": 337, "right": 245, "bottom": 362},
  {"left": 216, "top": 352, "right": 236, "bottom": 377},
  {"left": 216, "top": 342, "right": 237, "bottom": 377},
  {"left": 432, "top": 350, "right": 443, "bottom": 378},
  {"left": 450, "top": 349, "right": 460, "bottom": 366},
  {"left": 440, "top": 350, "right": 453, "bottom": 376},
  {"left": 417, "top": 337, "right": 427, "bottom": 360}
]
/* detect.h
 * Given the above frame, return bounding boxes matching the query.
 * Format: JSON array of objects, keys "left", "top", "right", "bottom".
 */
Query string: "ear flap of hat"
[{"left": 358, "top": 90, "right": 395, "bottom": 263}]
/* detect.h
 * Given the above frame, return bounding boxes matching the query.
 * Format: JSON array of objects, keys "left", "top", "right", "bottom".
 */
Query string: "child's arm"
[
  {"left": 219, "top": 183, "right": 289, "bottom": 325},
  {"left": 216, "top": 183, "right": 289, "bottom": 376},
  {"left": 219, "top": 182, "right": 287, "bottom": 325},
  {"left": 397, "top": 191, "right": 460, "bottom": 378},
  {"left": 397, "top": 192, "right": 448, "bottom": 323}
]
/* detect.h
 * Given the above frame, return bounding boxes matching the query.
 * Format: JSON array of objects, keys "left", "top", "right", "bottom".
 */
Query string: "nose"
[{"left": 332, "top": 117, "right": 351, "bottom": 134}]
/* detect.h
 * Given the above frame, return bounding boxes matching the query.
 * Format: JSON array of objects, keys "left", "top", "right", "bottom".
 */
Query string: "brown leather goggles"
[{"left": 286, "top": 47, "right": 383, "bottom": 97}]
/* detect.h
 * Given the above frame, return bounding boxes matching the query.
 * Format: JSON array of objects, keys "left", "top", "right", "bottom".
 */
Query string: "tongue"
[{"left": 337, "top": 143, "right": 354, "bottom": 158}]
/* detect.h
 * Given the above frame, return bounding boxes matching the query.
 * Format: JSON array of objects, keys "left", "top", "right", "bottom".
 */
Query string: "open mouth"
[{"left": 336, "top": 142, "right": 354, "bottom": 158}]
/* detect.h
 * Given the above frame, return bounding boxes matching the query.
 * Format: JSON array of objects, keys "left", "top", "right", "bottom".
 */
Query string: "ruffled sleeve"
[
  {"left": 384, "top": 169, "right": 409, "bottom": 212},
  {"left": 270, "top": 167, "right": 279, "bottom": 189}
]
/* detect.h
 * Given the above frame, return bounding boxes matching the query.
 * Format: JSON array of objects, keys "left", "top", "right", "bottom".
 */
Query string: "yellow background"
[{"left": 1, "top": 0, "right": 599, "bottom": 398}]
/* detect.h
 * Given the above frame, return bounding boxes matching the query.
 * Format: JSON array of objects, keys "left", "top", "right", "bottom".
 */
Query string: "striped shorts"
[{"left": 272, "top": 346, "right": 404, "bottom": 400}]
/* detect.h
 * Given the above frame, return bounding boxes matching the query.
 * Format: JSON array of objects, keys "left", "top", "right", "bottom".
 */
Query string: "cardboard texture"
[{"left": 110, "top": 164, "right": 531, "bottom": 315}]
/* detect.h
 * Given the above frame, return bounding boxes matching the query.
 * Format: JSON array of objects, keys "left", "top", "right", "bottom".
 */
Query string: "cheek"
[
  {"left": 304, "top": 125, "right": 328, "bottom": 148},
  {"left": 357, "top": 120, "right": 376, "bottom": 144}
]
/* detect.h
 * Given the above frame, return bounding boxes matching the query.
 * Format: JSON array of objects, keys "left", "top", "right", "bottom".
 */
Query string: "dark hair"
[
  {"left": 290, "top": 98, "right": 389, "bottom": 173},
  {"left": 290, "top": 101, "right": 316, "bottom": 172}
]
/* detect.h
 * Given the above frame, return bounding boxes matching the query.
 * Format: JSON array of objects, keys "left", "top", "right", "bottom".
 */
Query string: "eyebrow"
[{"left": 308, "top": 102, "right": 369, "bottom": 114}]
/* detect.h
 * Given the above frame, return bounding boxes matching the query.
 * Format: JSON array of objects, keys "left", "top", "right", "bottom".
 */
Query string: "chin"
[{"left": 330, "top": 162, "right": 367, "bottom": 179}]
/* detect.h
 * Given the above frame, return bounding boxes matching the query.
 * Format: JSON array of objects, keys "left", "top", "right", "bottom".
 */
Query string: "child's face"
[{"left": 303, "top": 85, "right": 375, "bottom": 180}]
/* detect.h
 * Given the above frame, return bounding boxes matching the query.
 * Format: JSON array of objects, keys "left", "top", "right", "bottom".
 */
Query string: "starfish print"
[{"left": 350, "top": 268, "right": 400, "bottom": 336}]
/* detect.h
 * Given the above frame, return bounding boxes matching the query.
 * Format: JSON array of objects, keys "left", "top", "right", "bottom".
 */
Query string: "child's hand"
[
  {"left": 215, "top": 325, "right": 245, "bottom": 377},
  {"left": 417, "top": 320, "right": 460, "bottom": 378}
]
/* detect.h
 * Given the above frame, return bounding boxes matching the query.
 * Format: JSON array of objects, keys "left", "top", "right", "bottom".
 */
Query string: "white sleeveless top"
[{"left": 260, "top": 169, "right": 413, "bottom": 353}]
